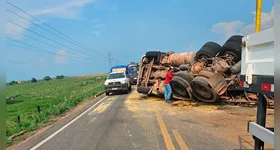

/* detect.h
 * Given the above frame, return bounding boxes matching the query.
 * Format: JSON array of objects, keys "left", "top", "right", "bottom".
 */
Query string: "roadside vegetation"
[{"left": 6, "top": 75, "right": 106, "bottom": 146}]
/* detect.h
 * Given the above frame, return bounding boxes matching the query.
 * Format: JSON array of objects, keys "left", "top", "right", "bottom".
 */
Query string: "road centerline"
[
  {"left": 154, "top": 110, "right": 176, "bottom": 150},
  {"left": 172, "top": 130, "right": 189, "bottom": 150},
  {"left": 29, "top": 96, "right": 108, "bottom": 150}
]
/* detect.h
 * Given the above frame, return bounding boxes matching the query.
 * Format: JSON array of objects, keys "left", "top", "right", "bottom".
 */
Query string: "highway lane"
[{"left": 10, "top": 88, "right": 242, "bottom": 150}]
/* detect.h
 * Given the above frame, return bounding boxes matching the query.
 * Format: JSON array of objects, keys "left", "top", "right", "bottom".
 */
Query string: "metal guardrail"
[{"left": 248, "top": 121, "right": 274, "bottom": 148}]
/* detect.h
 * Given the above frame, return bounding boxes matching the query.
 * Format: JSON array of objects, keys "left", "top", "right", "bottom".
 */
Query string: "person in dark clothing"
[{"left": 164, "top": 66, "right": 174, "bottom": 102}]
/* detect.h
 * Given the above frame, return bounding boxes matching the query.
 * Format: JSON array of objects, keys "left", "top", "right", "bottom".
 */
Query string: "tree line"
[{"left": 9, "top": 75, "right": 65, "bottom": 85}]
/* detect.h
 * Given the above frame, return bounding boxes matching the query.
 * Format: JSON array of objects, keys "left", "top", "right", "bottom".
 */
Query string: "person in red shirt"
[{"left": 164, "top": 66, "right": 174, "bottom": 102}]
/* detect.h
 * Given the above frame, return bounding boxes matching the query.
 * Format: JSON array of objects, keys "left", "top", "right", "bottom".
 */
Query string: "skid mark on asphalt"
[
  {"left": 89, "top": 117, "right": 96, "bottom": 123},
  {"left": 172, "top": 130, "right": 189, "bottom": 150},
  {"left": 88, "top": 101, "right": 113, "bottom": 115}
]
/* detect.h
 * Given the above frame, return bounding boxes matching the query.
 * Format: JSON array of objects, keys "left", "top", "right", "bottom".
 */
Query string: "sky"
[{"left": 5, "top": 0, "right": 274, "bottom": 81}]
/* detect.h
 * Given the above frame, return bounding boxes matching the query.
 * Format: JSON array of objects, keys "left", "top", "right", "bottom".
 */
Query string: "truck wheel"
[
  {"left": 105, "top": 92, "right": 110, "bottom": 96},
  {"left": 195, "top": 42, "right": 222, "bottom": 61},
  {"left": 125, "top": 89, "right": 129, "bottom": 94},
  {"left": 226, "top": 35, "right": 243, "bottom": 43},
  {"left": 190, "top": 76, "right": 219, "bottom": 103},
  {"left": 145, "top": 51, "right": 166, "bottom": 64},
  {"left": 137, "top": 87, "right": 151, "bottom": 94},
  {"left": 179, "top": 64, "right": 191, "bottom": 71},
  {"left": 219, "top": 35, "right": 243, "bottom": 62},
  {"left": 220, "top": 41, "right": 242, "bottom": 62},
  {"left": 170, "top": 76, "right": 191, "bottom": 98},
  {"left": 175, "top": 71, "right": 194, "bottom": 83}
]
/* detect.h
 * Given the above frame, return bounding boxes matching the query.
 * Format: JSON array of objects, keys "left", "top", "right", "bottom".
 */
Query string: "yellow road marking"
[
  {"left": 172, "top": 130, "right": 189, "bottom": 150},
  {"left": 107, "top": 97, "right": 115, "bottom": 100},
  {"left": 154, "top": 110, "right": 176, "bottom": 150},
  {"left": 88, "top": 101, "right": 112, "bottom": 115}
]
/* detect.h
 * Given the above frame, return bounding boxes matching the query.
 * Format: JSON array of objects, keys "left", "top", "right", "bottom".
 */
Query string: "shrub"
[
  {"left": 31, "top": 78, "right": 37, "bottom": 83},
  {"left": 56, "top": 75, "right": 64, "bottom": 80},
  {"left": 44, "top": 76, "right": 52, "bottom": 81},
  {"left": 9, "top": 81, "right": 16, "bottom": 85}
]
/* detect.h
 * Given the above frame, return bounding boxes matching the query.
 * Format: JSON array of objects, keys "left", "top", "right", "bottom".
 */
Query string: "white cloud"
[
  {"left": 211, "top": 6, "right": 274, "bottom": 40},
  {"left": 211, "top": 21, "right": 244, "bottom": 40},
  {"left": 30, "top": 0, "right": 96, "bottom": 19},
  {"left": 93, "top": 31, "right": 101, "bottom": 36},
  {"left": 240, "top": 6, "right": 274, "bottom": 35},
  {"left": 6, "top": 0, "right": 97, "bottom": 39},
  {"left": 5, "top": 11, "right": 32, "bottom": 39},
  {"left": 54, "top": 49, "right": 67, "bottom": 64}
]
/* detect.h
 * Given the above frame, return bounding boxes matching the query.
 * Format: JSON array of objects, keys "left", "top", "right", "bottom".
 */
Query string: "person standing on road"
[{"left": 164, "top": 66, "right": 174, "bottom": 102}]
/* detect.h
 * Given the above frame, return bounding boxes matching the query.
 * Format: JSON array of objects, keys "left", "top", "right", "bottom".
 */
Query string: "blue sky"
[{"left": 5, "top": 0, "right": 274, "bottom": 81}]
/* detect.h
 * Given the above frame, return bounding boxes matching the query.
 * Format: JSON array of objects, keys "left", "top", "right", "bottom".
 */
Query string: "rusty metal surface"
[
  {"left": 167, "top": 52, "right": 196, "bottom": 66},
  {"left": 136, "top": 50, "right": 274, "bottom": 106},
  {"left": 191, "top": 61, "right": 205, "bottom": 74},
  {"left": 206, "top": 72, "right": 228, "bottom": 96},
  {"left": 144, "top": 59, "right": 154, "bottom": 87}
]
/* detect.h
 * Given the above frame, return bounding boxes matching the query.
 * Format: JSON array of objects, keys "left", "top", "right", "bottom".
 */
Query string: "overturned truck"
[{"left": 136, "top": 35, "right": 260, "bottom": 103}]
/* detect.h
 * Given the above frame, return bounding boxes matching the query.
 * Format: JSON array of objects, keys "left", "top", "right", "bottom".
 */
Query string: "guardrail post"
[{"left": 254, "top": 93, "right": 267, "bottom": 150}]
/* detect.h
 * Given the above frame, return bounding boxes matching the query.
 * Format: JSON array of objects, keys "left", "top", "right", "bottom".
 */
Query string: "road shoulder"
[{"left": 7, "top": 94, "right": 106, "bottom": 150}]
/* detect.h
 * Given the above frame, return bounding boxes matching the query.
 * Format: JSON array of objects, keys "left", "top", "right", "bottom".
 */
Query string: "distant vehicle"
[
  {"left": 128, "top": 62, "right": 139, "bottom": 85},
  {"left": 104, "top": 65, "right": 132, "bottom": 96}
]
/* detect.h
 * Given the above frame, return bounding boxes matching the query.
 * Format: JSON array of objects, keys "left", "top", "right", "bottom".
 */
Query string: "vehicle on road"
[
  {"left": 128, "top": 62, "right": 139, "bottom": 85},
  {"left": 104, "top": 65, "right": 132, "bottom": 95}
]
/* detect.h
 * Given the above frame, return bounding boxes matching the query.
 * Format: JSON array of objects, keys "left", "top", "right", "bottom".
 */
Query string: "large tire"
[
  {"left": 226, "top": 35, "right": 243, "bottom": 43},
  {"left": 170, "top": 76, "right": 191, "bottom": 98},
  {"left": 179, "top": 64, "right": 191, "bottom": 71},
  {"left": 195, "top": 42, "right": 222, "bottom": 60},
  {"left": 124, "top": 88, "right": 129, "bottom": 94},
  {"left": 220, "top": 35, "right": 243, "bottom": 62},
  {"left": 137, "top": 87, "right": 151, "bottom": 94},
  {"left": 175, "top": 71, "right": 194, "bottom": 83},
  {"left": 190, "top": 76, "right": 219, "bottom": 103},
  {"left": 146, "top": 51, "right": 160, "bottom": 57},
  {"left": 145, "top": 51, "right": 166, "bottom": 64}
]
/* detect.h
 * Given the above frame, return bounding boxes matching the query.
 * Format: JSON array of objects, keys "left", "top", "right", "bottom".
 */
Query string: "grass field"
[{"left": 6, "top": 75, "right": 107, "bottom": 146}]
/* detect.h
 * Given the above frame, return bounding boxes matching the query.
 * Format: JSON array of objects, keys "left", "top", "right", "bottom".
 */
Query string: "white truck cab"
[{"left": 104, "top": 71, "right": 132, "bottom": 96}]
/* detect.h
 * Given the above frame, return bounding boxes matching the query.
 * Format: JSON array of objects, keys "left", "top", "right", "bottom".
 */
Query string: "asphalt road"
[{"left": 10, "top": 89, "right": 246, "bottom": 150}]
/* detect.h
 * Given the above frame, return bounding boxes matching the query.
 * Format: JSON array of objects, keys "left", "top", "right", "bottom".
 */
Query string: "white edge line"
[{"left": 29, "top": 96, "right": 108, "bottom": 150}]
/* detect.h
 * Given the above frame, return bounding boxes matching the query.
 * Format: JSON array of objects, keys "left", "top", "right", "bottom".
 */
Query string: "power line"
[
  {"left": 6, "top": 28, "right": 67, "bottom": 52},
  {"left": 8, "top": 60, "right": 77, "bottom": 68},
  {"left": 6, "top": 20, "right": 94, "bottom": 58},
  {"left": 6, "top": 28, "right": 119, "bottom": 64},
  {"left": 6, "top": 1, "right": 109, "bottom": 60},
  {"left": 6, "top": 20, "right": 119, "bottom": 63},
  {"left": 6, "top": 8, "right": 104, "bottom": 58},
  {"left": 6, "top": 37, "right": 87, "bottom": 64}
]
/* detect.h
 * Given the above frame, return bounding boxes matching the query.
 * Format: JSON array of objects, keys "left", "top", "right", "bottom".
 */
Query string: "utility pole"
[{"left": 108, "top": 52, "right": 111, "bottom": 70}]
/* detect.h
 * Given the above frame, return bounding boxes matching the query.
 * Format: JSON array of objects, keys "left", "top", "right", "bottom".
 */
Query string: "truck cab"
[
  {"left": 128, "top": 62, "right": 139, "bottom": 85},
  {"left": 104, "top": 66, "right": 132, "bottom": 96}
]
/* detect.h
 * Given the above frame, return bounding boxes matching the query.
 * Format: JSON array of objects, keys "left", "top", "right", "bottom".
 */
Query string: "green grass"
[{"left": 6, "top": 76, "right": 106, "bottom": 146}]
